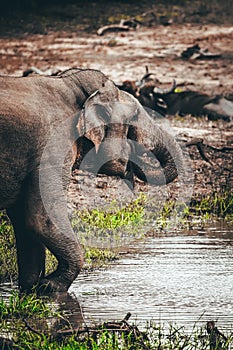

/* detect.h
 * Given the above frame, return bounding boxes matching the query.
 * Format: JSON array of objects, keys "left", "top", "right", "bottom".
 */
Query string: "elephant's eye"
[
  {"left": 104, "top": 125, "right": 108, "bottom": 133},
  {"left": 127, "top": 125, "right": 136, "bottom": 140},
  {"left": 131, "top": 113, "right": 138, "bottom": 122}
]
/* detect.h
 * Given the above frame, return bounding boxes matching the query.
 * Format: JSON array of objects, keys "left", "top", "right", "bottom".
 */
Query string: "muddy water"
[{"left": 70, "top": 222, "right": 233, "bottom": 331}]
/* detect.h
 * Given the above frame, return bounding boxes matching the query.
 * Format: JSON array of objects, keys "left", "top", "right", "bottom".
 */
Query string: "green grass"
[
  {"left": 1, "top": 326, "right": 231, "bottom": 350},
  {"left": 191, "top": 190, "right": 233, "bottom": 220},
  {"left": 0, "top": 211, "right": 120, "bottom": 283},
  {"left": 73, "top": 194, "right": 146, "bottom": 230},
  {"left": 0, "top": 293, "right": 232, "bottom": 350},
  {"left": 0, "top": 212, "right": 17, "bottom": 283},
  {"left": 0, "top": 292, "right": 54, "bottom": 319},
  {"left": 0, "top": 292, "right": 60, "bottom": 349},
  {"left": 0, "top": 196, "right": 232, "bottom": 349},
  {"left": 84, "top": 246, "right": 119, "bottom": 270},
  {"left": 71, "top": 194, "right": 147, "bottom": 248},
  {"left": 0, "top": 189, "right": 232, "bottom": 284}
]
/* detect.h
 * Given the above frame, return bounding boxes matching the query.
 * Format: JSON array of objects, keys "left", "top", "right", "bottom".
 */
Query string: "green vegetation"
[
  {"left": 0, "top": 211, "right": 120, "bottom": 284},
  {"left": 84, "top": 246, "right": 119, "bottom": 269},
  {"left": 71, "top": 194, "right": 146, "bottom": 248},
  {"left": 0, "top": 188, "right": 232, "bottom": 283},
  {"left": 0, "top": 292, "right": 54, "bottom": 319},
  {"left": 0, "top": 293, "right": 232, "bottom": 350},
  {"left": 0, "top": 191, "right": 232, "bottom": 348},
  {"left": 150, "top": 189, "right": 233, "bottom": 230},
  {"left": 0, "top": 212, "right": 17, "bottom": 283},
  {"left": 192, "top": 190, "right": 233, "bottom": 221},
  {"left": 74, "top": 195, "right": 145, "bottom": 230}
]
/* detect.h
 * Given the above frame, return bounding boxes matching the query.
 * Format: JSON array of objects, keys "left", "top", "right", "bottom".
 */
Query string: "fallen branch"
[
  {"left": 23, "top": 318, "right": 45, "bottom": 337},
  {"left": 183, "top": 138, "right": 213, "bottom": 164},
  {"left": 23, "top": 312, "right": 150, "bottom": 348},
  {"left": 97, "top": 19, "right": 138, "bottom": 35},
  {"left": 97, "top": 24, "right": 130, "bottom": 36},
  {"left": 183, "top": 137, "right": 233, "bottom": 166},
  {"left": 206, "top": 145, "right": 233, "bottom": 152}
]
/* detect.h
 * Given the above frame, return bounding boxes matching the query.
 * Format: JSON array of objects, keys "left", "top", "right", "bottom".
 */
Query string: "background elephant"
[
  {"left": 0, "top": 68, "right": 187, "bottom": 294},
  {"left": 118, "top": 69, "right": 233, "bottom": 121}
]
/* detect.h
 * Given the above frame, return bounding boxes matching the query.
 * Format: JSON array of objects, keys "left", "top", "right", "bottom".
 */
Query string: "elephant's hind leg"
[
  {"left": 24, "top": 177, "right": 84, "bottom": 293},
  {"left": 7, "top": 203, "right": 46, "bottom": 293}
]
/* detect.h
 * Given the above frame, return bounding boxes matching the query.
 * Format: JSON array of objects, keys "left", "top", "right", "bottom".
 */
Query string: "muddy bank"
[
  {"left": 0, "top": 24, "right": 232, "bottom": 97},
  {"left": 0, "top": 2, "right": 232, "bottom": 213},
  {"left": 68, "top": 116, "right": 232, "bottom": 215}
]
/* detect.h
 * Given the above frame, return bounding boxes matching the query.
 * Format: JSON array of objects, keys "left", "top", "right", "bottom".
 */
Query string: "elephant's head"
[{"left": 75, "top": 82, "right": 187, "bottom": 187}]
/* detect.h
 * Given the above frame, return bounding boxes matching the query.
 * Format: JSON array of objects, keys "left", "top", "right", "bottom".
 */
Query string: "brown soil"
[{"left": 0, "top": 2, "right": 232, "bottom": 213}]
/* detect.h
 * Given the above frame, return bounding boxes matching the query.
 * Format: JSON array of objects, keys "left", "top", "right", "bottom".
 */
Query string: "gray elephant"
[{"left": 0, "top": 68, "right": 187, "bottom": 294}]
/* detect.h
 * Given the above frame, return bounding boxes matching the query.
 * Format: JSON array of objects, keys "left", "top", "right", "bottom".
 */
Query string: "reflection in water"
[
  {"left": 0, "top": 288, "right": 84, "bottom": 334},
  {"left": 70, "top": 225, "right": 233, "bottom": 331},
  {"left": 0, "top": 224, "right": 232, "bottom": 333},
  {"left": 49, "top": 292, "right": 84, "bottom": 331}
]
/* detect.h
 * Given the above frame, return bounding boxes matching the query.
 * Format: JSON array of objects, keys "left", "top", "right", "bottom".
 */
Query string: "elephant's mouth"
[{"left": 98, "top": 158, "right": 129, "bottom": 178}]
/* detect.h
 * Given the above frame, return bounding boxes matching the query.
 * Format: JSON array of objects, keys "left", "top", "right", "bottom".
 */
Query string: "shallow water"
[
  {"left": 1, "top": 222, "right": 232, "bottom": 333},
  {"left": 70, "top": 222, "right": 233, "bottom": 331}
]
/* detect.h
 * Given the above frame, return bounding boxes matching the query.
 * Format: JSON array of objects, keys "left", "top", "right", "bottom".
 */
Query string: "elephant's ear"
[{"left": 76, "top": 90, "right": 106, "bottom": 152}]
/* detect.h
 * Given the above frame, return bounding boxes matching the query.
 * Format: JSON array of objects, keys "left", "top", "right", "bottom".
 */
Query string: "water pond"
[
  {"left": 70, "top": 221, "right": 233, "bottom": 332},
  {"left": 0, "top": 221, "right": 232, "bottom": 334}
]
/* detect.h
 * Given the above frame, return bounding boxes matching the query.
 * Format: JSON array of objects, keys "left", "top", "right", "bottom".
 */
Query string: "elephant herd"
[{"left": 0, "top": 68, "right": 188, "bottom": 294}]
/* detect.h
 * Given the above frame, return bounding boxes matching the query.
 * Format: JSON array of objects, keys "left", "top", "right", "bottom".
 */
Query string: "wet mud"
[{"left": 0, "top": 16, "right": 232, "bottom": 209}]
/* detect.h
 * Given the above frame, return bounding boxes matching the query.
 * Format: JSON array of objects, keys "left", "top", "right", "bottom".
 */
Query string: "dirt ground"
[{"left": 0, "top": 2, "right": 232, "bottom": 213}]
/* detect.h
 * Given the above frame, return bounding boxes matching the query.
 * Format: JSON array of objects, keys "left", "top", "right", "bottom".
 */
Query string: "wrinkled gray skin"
[{"left": 0, "top": 68, "right": 185, "bottom": 294}]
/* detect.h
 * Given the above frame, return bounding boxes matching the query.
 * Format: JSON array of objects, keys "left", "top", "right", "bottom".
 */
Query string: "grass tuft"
[
  {"left": 0, "top": 212, "right": 17, "bottom": 283},
  {"left": 0, "top": 291, "right": 54, "bottom": 319},
  {"left": 191, "top": 190, "right": 233, "bottom": 220},
  {"left": 74, "top": 194, "right": 146, "bottom": 230}
]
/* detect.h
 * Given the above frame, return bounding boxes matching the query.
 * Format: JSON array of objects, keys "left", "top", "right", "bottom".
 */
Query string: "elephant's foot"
[
  {"left": 36, "top": 277, "right": 71, "bottom": 295},
  {"left": 19, "top": 279, "right": 70, "bottom": 296},
  {"left": 32, "top": 256, "right": 83, "bottom": 296}
]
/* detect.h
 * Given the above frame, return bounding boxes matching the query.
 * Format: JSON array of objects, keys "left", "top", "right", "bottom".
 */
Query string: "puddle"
[{"left": 69, "top": 223, "right": 233, "bottom": 331}]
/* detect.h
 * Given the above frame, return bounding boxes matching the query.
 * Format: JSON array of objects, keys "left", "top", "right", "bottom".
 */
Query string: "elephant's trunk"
[
  {"left": 97, "top": 137, "right": 131, "bottom": 177},
  {"left": 128, "top": 120, "right": 187, "bottom": 186},
  {"left": 79, "top": 136, "right": 132, "bottom": 179},
  {"left": 98, "top": 158, "right": 128, "bottom": 177},
  {"left": 94, "top": 123, "right": 132, "bottom": 178},
  {"left": 151, "top": 142, "right": 180, "bottom": 184},
  {"left": 130, "top": 150, "right": 179, "bottom": 186}
]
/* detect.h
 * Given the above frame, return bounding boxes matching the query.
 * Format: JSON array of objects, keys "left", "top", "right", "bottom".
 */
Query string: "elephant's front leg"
[
  {"left": 37, "top": 215, "right": 84, "bottom": 294},
  {"left": 7, "top": 203, "right": 46, "bottom": 293}
]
